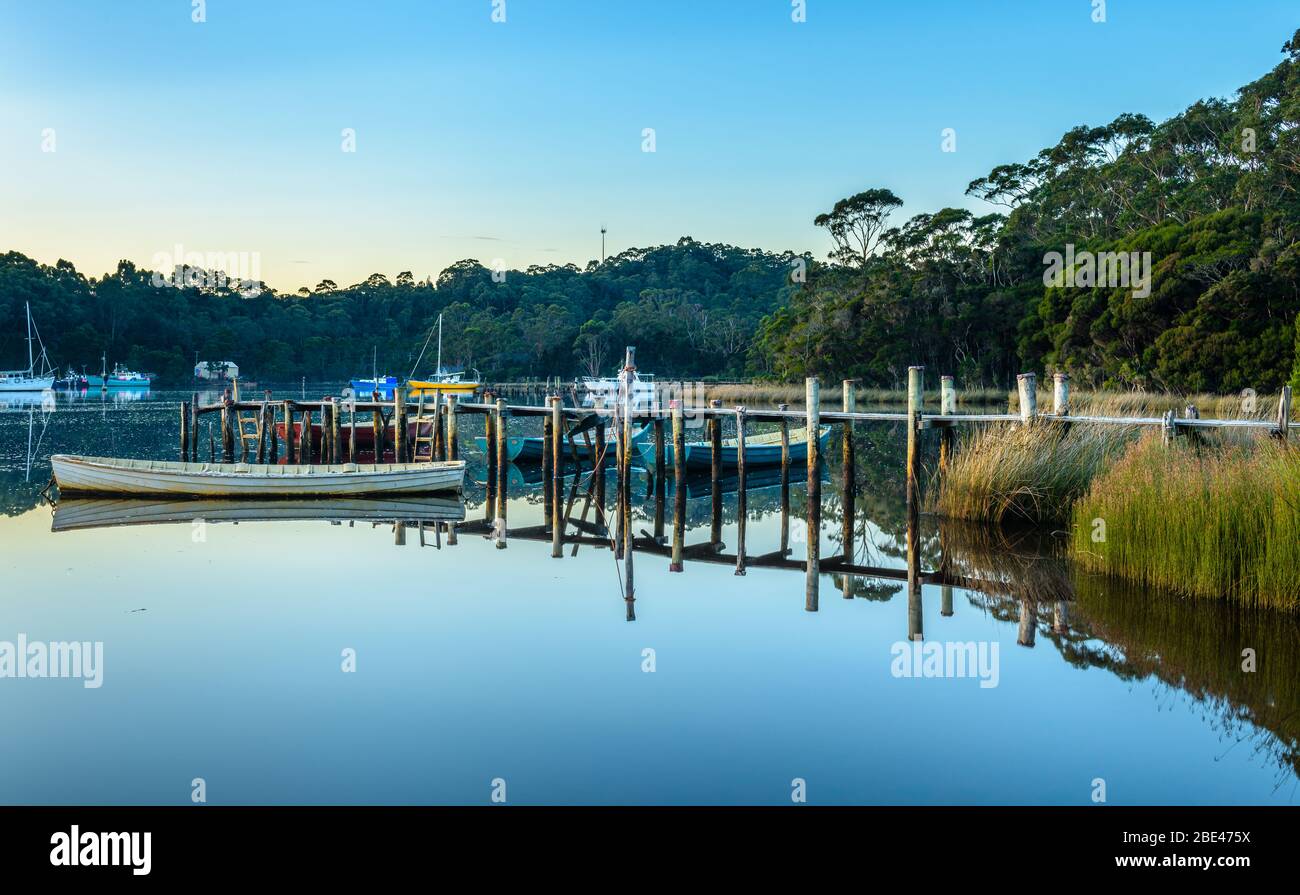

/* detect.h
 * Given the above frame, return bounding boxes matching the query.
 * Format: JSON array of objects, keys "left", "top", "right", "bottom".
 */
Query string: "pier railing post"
[
  {"left": 1017, "top": 372, "right": 1037, "bottom": 425},
  {"left": 1278, "top": 386, "right": 1293, "bottom": 442},
  {"left": 905, "top": 365, "right": 924, "bottom": 623},
  {"left": 1052, "top": 371, "right": 1069, "bottom": 417},
  {"left": 394, "top": 386, "right": 408, "bottom": 461},
  {"left": 709, "top": 398, "right": 723, "bottom": 545},
  {"left": 939, "top": 374, "right": 956, "bottom": 476},
  {"left": 670, "top": 400, "right": 685, "bottom": 572},
  {"left": 735, "top": 406, "right": 747, "bottom": 576},
  {"left": 180, "top": 400, "right": 190, "bottom": 462},
  {"left": 841, "top": 379, "right": 856, "bottom": 573},
  {"left": 446, "top": 394, "right": 459, "bottom": 460},
  {"left": 551, "top": 397, "right": 564, "bottom": 557},
  {"left": 806, "top": 377, "right": 821, "bottom": 611},
  {"left": 495, "top": 398, "right": 508, "bottom": 548},
  {"left": 190, "top": 394, "right": 200, "bottom": 462},
  {"left": 221, "top": 392, "right": 235, "bottom": 463}
]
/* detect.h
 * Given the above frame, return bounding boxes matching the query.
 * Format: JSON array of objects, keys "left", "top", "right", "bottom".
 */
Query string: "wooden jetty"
[{"left": 168, "top": 352, "right": 1296, "bottom": 617}]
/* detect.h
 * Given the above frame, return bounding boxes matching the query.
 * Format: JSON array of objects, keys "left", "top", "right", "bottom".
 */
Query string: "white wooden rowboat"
[{"left": 51, "top": 455, "right": 465, "bottom": 497}]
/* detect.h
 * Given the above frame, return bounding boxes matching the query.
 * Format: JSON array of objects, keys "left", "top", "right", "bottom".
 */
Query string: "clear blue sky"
[{"left": 1, "top": 0, "right": 1295, "bottom": 292}]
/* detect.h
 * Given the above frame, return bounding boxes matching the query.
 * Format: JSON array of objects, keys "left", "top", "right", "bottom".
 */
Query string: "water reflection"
[{"left": 3, "top": 388, "right": 1297, "bottom": 798}]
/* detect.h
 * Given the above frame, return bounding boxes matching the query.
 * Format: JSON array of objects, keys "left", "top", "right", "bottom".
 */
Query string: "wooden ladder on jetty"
[{"left": 411, "top": 392, "right": 441, "bottom": 461}]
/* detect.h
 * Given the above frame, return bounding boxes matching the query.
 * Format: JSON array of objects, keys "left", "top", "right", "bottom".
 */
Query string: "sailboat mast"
[
  {"left": 436, "top": 313, "right": 443, "bottom": 376},
  {"left": 26, "top": 303, "right": 33, "bottom": 372}
]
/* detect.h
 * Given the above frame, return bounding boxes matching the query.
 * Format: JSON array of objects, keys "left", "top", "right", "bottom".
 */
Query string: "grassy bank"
[
  {"left": 931, "top": 418, "right": 1140, "bottom": 525},
  {"left": 1072, "top": 435, "right": 1300, "bottom": 613}
]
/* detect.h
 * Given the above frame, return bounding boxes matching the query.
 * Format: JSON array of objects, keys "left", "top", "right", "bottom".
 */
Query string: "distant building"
[{"left": 194, "top": 360, "right": 239, "bottom": 381}]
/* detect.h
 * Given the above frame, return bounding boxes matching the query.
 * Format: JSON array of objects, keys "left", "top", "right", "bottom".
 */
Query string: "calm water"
[{"left": 1, "top": 388, "right": 1297, "bottom": 805}]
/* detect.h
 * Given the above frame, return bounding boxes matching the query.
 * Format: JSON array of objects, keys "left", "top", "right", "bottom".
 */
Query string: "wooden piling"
[
  {"left": 905, "top": 366, "right": 924, "bottom": 623},
  {"left": 265, "top": 391, "right": 277, "bottom": 463},
  {"left": 653, "top": 416, "right": 666, "bottom": 543},
  {"left": 221, "top": 393, "right": 235, "bottom": 462},
  {"left": 256, "top": 399, "right": 268, "bottom": 463},
  {"left": 321, "top": 401, "right": 333, "bottom": 464},
  {"left": 594, "top": 415, "right": 606, "bottom": 512},
  {"left": 735, "top": 406, "right": 747, "bottom": 576},
  {"left": 779, "top": 403, "right": 790, "bottom": 556},
  {"left": 1279, "top": 386, "right": 1293, "bottom": 442},
  {"left": 939, "top": 375, "right": 956, "bottom": 476},
  {"left": 190, "top": 394, "right": 200, "bottom": 462},
  {"left": 621, "top": 371, "right": 635, "bottom": 605},
  {"left": 709, "top": 398, "right": 723, "bottom": 545},
  {"left": 180, "top": 401, "right": 190, "bottom": 461},
  {"left": 542, "top": 408, "right": 554, "bottom": 526},
  {"left": 394, "top": 386, "right": 408, "bottom": 462},
  {"left": 446, "top": 394, "right": 459, "bottom": 459},
  {"left": 1052, "top": 372, "right": 1069, "bottom": 416},
  {"left": 373, "top": 405, "right": 385, "bottom": 462},
  {"left": 551, "top": 396, "right": 563, "bottom": 557},
  {"left": 484, "top": 406, "right": 497, "bottom": 517},
  {"left": 283, "top": 401, "right": 296, "bottom": 464},
  {"left": 299, "top": 410, "right": 311, "bottom": 463},
  {"left": 670, "top": 401, "right": 685, "bottom": 572},
  {"left": 1017, "top": 372, "right": 1037, "bottom": 425},
  {"left": 806, "top": 377, "right": 821, "bottom": 612},
  {"left": 495, "top": 398, "right": 508, "bottom": 548},
  {"left": 841, "top": 380, "right": 856, "bottom": 568},
  {"left": 347, "top": 402, "right": 356, "bottom": 462}
]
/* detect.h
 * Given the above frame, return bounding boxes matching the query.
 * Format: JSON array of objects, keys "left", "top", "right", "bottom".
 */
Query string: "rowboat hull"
[
  {"left": 52, "top": 455, "right": 465, "bottom": 498},
  {"left": 636, "top": 425, "right": 831, "bottom": 469},
  {"left": 472, "top": 424, "right": 646, "bottom": 464},
  {"left": 52, "top": 495, "right": 464, "bottom": 532}
]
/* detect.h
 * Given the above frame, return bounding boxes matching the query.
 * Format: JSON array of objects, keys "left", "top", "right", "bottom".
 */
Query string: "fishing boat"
[
  {"left": 105, "top": 363, "right": 152, "bottom": 387},
  {"left": 51, "top": 455, "right": 466, "bottom": 497},
  {"left": 0, "top": 303, "right": 56, "bottom": 392},
  {"left": 581, "top": 369, "right": 657, "bottom": 412},
  {"left": 636, "top": 424, "right": 832, "bottom": 470},
  {"left": 350, "top": 346, "right": 398, "bottom": 398},
  {"left": 407, "top": 314, "right": 481, "bottom": 396},
  {"left": 51, "top": 495, "right": 464, "bottom": 533}
]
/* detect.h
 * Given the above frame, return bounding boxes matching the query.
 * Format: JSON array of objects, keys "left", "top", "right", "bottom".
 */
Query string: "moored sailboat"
[{"left": 0, "top": 303, "right": 55, "bottom": 392}]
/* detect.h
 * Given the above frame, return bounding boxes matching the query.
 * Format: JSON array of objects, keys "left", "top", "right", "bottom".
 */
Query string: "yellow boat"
[{"left": 406, "top": 313, "right": 480, "bottom": 396}]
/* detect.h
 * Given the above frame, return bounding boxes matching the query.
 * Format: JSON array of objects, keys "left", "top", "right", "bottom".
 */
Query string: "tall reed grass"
[
  {"left": 932, "top": 419, "right": 1140, "bottom": 524},
  {"left": 1071, "top": 435, "right": 1300, "bottom": 612}
]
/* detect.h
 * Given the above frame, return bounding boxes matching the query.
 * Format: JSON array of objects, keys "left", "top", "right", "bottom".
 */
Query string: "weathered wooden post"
[
  {"left": 263, "top": 391, "right": 276, "bottom": 463},
  {"left": 670, "top": 400, "right": 685, "bottom": 572},
  {"left": 190, "top": 394, "right": 200, "bottom": 461},
  {"left": 735, "top": 406, "right": 747, "bottom": 576},
  {"left": 1017, "top": 372, "right": 1037, "bottom": 425},
  {"left": 906, "top": 366, "right": 924, "bottom": 617},
  {"left": 431, "top": 391, "right": 444, "bottom": 459},
  {"left": 939, "top": 374, "right": 956, "bottom": 476},
  {"left": 551, "top": 396, "right": 564, "bottom": 558},
  {"left": 806, "top": 377, "right": 821, "bottom": 612},
  {"left": 446, "top": 394, "right": 459, "bottom": 459},
  {"left": 484, "top": 404, "right": 497, "bottom": 518},
  {"left": 841, "top": 380, "right": 856, "bottom": 567},
  {"left": 298, "top": 410, "right": 311, "bottom": 463},
  {"left": 941, "top": 585, "right": 954, "bottom": 618},
  {"left": 779, "top": 403, "right": 790, "bottom": 556},
  {"left": 1184, "top": 403, "right": 1201, "bottom": 449},
  {"left": 621, "top": 363, "right": 635, "bottom": 607},
  {"left": 347, "top": 401, "right": 356, "bottom": 462},
  {"left": 495, "top": 398, "right": 508, "bottom": 548},
  {"left": 394, "top": 386, "right": 408, "bottom": 462},
  {"left": 372, "top": 404, "right": 385, "bottom": 462},
  {"left": 1052, "top": 372, "right": 1069, "bottom": 416},
  {"left": 321, "top": 399, "right": 333, "bottom": 463},
  {"left": 283, "top": 401, "right": 296, "bottom": 464},
  {"left": 232, "top": 377, "right": 241, "bottom": 402},
  {"left": 542, "top": 406, "right": 554, "bottom": 527},
  {"left": 709, "top": 398, "right": 723, "bottom": 545},
  {"left": 1278, "top": 386, "right": 1293, "bottom": 442},
  {"left": 593, "top": 410, "right": 606, "bottom": 512},
  {"left": 1162, "top": 409, "right": 1177, "bottom": 446},
  {"left": 1017, "top": 599, "right": 1038, "bottom": 648},
  {"left": 221, "top": 392, "right": 235, "bottom": 462},
  {"left": 180, "top": 400, "right": 190, "bottom": 461},
  {"left": 653, "top": 415, "right": 666, "bottom": 542},
  {"left": 256, "top": 399, "right": 268, "bottom": 463}
]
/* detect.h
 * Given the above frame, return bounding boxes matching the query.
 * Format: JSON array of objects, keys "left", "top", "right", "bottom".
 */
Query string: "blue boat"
[
  {"left": 636, "top": 424, "right": 831, "bottom": 470},
  {"left": 350, "top": 375, "right": 398, "bottom": 399}
]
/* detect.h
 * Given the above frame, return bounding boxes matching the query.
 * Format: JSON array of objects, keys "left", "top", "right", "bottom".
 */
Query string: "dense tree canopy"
[
  {"left": 756, "top": 28, "right": 1300, "bottom": 392},
  {"left": 0, "top": 239, "right": 804, "bottom": 384}
]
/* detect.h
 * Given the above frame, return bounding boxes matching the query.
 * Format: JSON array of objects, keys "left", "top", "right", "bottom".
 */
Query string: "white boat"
[
  {"left": 52, "top": 455, "right": 466, "bottom": 497},
  {"left": 581, "top": 369, "right": 657, "bottom": 411},
  {"left": 0, "top": 303, "right": 55, "bottom": 392}
]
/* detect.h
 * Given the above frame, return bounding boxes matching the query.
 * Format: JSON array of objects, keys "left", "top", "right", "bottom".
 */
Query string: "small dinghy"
[{"left": 51, "top": 455, "right": 465, "bottom": 498}]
